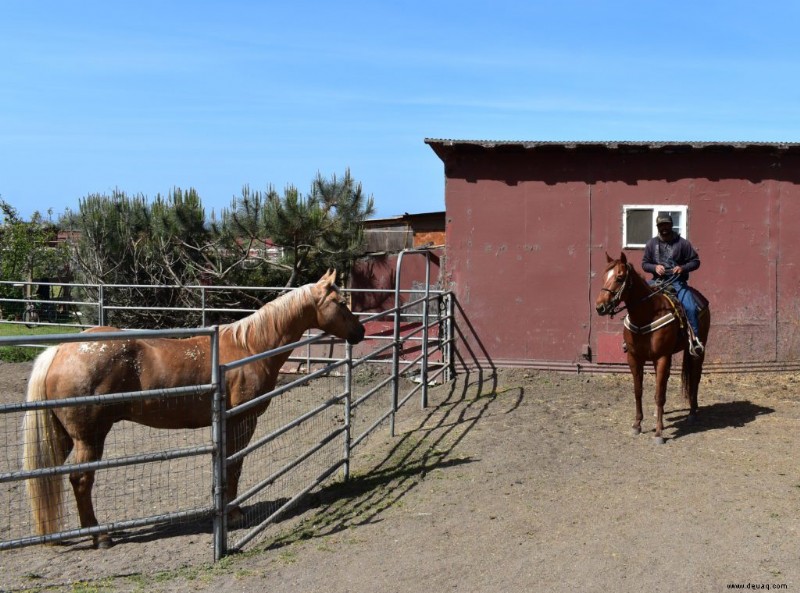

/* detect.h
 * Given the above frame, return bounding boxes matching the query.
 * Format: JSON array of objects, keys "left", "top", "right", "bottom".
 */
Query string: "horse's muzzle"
[
  {"left": 596, "top": 303, "right": 613, "bottom": 316},
  {"left": 347, "top": 323, "right": 366, "bottom": 344}
]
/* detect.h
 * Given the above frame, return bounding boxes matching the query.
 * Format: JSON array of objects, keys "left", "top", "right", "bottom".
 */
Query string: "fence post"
[
  {"left": 97, "top": 284, "right": 105, "bottom": 326},
  {"left": 445, "top": 293, "right": 455, "bottom": 382},
  {"left": 343, "top": 343, "right": 353, "bottom": 481},
  {"left": 391, "top": 281, "right": 401, "bottom": 437},
  {"left": 420, "top": 257, "right": 431, "bottom": 408},
  {"left": 201, "top": 287, "right": 207, "bottom": 327},
  {"left": 210, "top": 327, "right": 228, "bottom": 561}
]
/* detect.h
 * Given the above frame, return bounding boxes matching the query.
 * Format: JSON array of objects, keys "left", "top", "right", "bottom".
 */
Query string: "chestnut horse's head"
[
  {"left": 596, "top": 252, "right": 633, "bottom": 316},
  {"left": 311, "top": 269, "right": 366, "bottom": 345}
]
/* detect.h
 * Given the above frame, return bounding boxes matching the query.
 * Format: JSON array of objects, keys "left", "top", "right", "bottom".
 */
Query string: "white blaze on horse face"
[{"left": 605, "top": 268, "right": 616, "bottom": 285}]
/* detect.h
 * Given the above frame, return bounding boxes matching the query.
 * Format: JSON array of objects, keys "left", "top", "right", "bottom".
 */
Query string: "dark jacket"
[{"left": 641, "top": 234, "right": 700, "bottom": 282}]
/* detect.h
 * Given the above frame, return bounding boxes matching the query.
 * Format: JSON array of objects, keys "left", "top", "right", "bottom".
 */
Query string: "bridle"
[
  {"left": 599, "top": 262, "right": 633, "bottom": 316},
  {"left": 600, "top": 262, "right": 681, "bottom": 318}
]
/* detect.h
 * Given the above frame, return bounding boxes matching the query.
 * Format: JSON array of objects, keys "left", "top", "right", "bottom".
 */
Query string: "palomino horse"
[
  {"left": 23, "top": 270, "right": 365, "bottom": 548},
  {"left": 595, "top": 253, "right": 710, "bottom": 444}
]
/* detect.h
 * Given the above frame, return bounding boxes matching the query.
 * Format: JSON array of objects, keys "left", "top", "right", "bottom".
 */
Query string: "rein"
[{"left": 602, "top": 266, "right": 680, "bottom": 318}]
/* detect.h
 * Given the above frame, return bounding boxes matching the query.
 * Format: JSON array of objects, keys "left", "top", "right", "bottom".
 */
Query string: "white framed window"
[{"left": 622, "top": 205, "right": 688, "bottom": 248}]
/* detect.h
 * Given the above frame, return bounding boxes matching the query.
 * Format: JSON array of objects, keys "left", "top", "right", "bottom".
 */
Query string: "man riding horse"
[{"left": 641, "top": 213, "right": 704, "bottom": 356}]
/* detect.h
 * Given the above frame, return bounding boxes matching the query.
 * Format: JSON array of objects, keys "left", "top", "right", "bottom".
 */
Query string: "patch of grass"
[
  {"left": 277, "top": 549, "right": 300, "bottom": 564},
  {"left": 0, "top": 323, "right": 81, "bottom": 362},
  {"left": 71, "top": 579, "right": 116, "bottom": 593},
  {"left": 0, "top": 345, "right": 41, "bottom": 362}
]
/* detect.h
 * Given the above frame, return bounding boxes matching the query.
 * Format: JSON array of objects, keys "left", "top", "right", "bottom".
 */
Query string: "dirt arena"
[{"left": 0, "top": 361, "right": 798, "bottom": 593}]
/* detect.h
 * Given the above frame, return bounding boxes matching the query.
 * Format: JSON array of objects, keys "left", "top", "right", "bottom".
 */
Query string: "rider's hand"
[
  {"left": 672, "top": 265, "right": 683, "bottom": 275},
  {"left": 655, "top": 264, "right": 666, "bottom": 276}
]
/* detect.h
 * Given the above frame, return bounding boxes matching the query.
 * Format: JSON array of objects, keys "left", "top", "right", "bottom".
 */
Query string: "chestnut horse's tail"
[
  {"left": 22, "top": 346, "right": 69, "bottom": 536},
  {"left": 681, "top": 349, "right": 693, "bottom": 394}
]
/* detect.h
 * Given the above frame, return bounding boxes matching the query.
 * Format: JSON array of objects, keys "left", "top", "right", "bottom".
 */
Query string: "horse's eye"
[{"left": 616, "top": 275, "right": 625, "bottom": 282}]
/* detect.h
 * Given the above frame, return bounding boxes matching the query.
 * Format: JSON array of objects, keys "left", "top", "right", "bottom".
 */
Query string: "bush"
[{"left": 0, "top": 346, "right": 39, "bottom": 362}]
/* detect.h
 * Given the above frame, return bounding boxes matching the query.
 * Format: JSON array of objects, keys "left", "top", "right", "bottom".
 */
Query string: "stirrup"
[{"left": 689, "top": 338, "right": 704, "bottom": 357}]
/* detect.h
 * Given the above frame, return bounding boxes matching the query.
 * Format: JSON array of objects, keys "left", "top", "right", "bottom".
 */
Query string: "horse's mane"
[{"left": 222, "top": 284, "right": 315, "bottom": 351}]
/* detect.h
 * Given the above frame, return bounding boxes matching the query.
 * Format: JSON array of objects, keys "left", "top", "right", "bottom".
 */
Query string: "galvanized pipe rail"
[
  {"left": 391, "top": 248, "right": 434, "bottom": 435},
  {"left": 0, "top": 280, "right": 455, "bottom": 560}
]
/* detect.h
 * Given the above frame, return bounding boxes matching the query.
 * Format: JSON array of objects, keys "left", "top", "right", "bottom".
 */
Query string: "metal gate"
[{"left": 0, "top": 250, "right": 453, "bottom": 560}]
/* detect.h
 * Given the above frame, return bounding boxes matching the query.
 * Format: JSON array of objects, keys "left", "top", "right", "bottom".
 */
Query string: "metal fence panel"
[
  {"left": 0, "top": 261, "right": 452, "bottom": 560},
  {"left": 0, "top": 328, "right": 220, "bottom": 551}
]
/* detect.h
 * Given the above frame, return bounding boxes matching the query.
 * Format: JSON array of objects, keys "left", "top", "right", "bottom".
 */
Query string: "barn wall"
[
  {"left": 777, "top": 181, "right": 800, "bottom": 360},
  {"left": 435, "top": 144, "right": 800, "bottom": 368},
  {"left": 444, "top": 173, "right": 591, "bottom": 363}
]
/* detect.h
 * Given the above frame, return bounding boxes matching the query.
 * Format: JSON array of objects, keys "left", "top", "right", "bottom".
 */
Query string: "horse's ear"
[
  {"left": 318, "top": 269, "right": 337, "bottom": 288},
  {"left": 620, "top": 252, "right": 627, "bottom": 265},
  {"left": 605, "top": 252, "right": 613, "bottom": 263}
]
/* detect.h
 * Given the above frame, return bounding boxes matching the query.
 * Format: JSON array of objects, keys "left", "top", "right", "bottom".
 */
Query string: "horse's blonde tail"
[{"left": 22, "top": 346, "right": 68, "bottom": 536}]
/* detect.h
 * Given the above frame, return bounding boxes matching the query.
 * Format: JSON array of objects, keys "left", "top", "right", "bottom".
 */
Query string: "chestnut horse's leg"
[
  {"left": 627, "top": 354, "right": 644, "bottom": 435},
  {"left": 653, "top": 356, "right": 671, "bottom": 444},
  {"left": 224, "top": 413, "right": 258, "bottom": 525},
  {"left": 69, "top": 437, "right": 113, "bottom": 549}
]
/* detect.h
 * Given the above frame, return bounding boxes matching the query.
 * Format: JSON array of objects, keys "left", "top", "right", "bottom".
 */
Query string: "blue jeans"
[{"left": 673, "top": 279, "right": 700, "bottom": 338}]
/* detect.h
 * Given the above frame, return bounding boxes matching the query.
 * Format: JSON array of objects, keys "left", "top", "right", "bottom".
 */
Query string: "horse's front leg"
[
  {"left": 627, "top": 353, "right": 644, "bottom": 436},
  {"left": 224, "top": 414, "right": 258, "bottom": 526},
  {"left": 653, "top": 356, "right": 671, "bottom": 444},
  {"left": 69, "top": 440, "right": 113, "bottom": 549}
]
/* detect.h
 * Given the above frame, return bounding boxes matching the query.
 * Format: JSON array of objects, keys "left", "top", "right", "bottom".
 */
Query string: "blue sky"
[{"left": 2, "top": 1, "right": 800, "bottom": 221}]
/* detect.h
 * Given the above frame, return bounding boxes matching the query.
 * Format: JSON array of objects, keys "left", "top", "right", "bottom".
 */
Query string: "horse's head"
[
  {"left": 311, "top": 269, "right": 366, "bottom": 345},
  {"left": 595, "top": 252, "right": 633, "bottom": 316}
]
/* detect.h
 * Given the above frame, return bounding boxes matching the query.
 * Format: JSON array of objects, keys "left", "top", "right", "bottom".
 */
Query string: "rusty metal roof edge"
[{"left": 424, "top": 138, "right": 800, "bottom": 150}]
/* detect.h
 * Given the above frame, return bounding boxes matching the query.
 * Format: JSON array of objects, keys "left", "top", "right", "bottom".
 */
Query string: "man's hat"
[{"left": 656, "top": 214, "right": 674, "bottom": 225}]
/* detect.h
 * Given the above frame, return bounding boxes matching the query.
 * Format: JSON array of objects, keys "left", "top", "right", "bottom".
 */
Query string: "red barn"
[{"left": 426, "top": 139, "right": 800, "bottom": 371}]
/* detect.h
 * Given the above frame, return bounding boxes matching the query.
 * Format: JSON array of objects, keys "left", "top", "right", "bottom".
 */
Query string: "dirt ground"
[{"left": 0, "top": 360, "right": 798, "bottom": 593}]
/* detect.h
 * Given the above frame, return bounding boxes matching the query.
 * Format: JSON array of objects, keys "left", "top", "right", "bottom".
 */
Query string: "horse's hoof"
[
  {"left": 653, "top": 436, "right": 666, "bottom": 445},
  {"left": 686, "top": 413, "right": 698, "bottom": 426},
  {"left": 631, "top": 427, "right": 642, "bottom": 436},
  {"left": 94, "top": 536, "right": 114, "bottom": 550},
  {"left": 227, "top": 506, "right": 245, "bottom": 527}
]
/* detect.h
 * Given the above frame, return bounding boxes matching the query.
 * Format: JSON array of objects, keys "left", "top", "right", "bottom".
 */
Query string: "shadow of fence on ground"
[{"left": 263, "top": 365, "right": 504, "bottom": 550}]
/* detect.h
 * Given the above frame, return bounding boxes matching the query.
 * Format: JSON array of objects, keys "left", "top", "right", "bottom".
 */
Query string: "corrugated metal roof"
[
  {"left": 425, "top": 138, "right": 800, "bottom": 149},
  {"left": 424, "top": 138, "right": 800, "bottom": 161},
  {"left": 366, "top": 211, "right": 445, "bottom": 225}
]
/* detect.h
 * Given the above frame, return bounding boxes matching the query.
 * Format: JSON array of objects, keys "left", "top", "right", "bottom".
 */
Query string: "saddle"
[
  {"left": 624, "top": 282, "right": 708, "bottom": 355},
  {"left": 660, "top": 284, "right": 708, "bottom": 353}
]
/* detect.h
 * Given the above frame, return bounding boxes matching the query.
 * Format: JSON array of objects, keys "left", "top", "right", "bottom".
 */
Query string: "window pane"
[{"left": 626, "top": 209, "right": 652, "bottom": 245}]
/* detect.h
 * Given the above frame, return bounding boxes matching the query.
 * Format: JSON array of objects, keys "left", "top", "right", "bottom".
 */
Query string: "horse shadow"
[
  {"left": 99, "top": 498, "right": 294, "bottom": 547},
  {"left": 667, "top": 399, "right": 775, "bottom": 441}
]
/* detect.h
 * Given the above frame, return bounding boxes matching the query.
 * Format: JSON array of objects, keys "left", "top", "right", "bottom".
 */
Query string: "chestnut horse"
[
  {"left": 595, "top": 253, "right": 710, "bottom": 444},
  {"left": 23, "top": 270, "right": 365, "bottom": 548}
]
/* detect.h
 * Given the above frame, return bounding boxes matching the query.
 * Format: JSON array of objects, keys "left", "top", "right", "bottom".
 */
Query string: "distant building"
[
  {"left": 351, "top": 211, "right": 445, "bottom": 314},
  {"left": 362, "top": 211, "right": 445, "bottom": 253}
]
